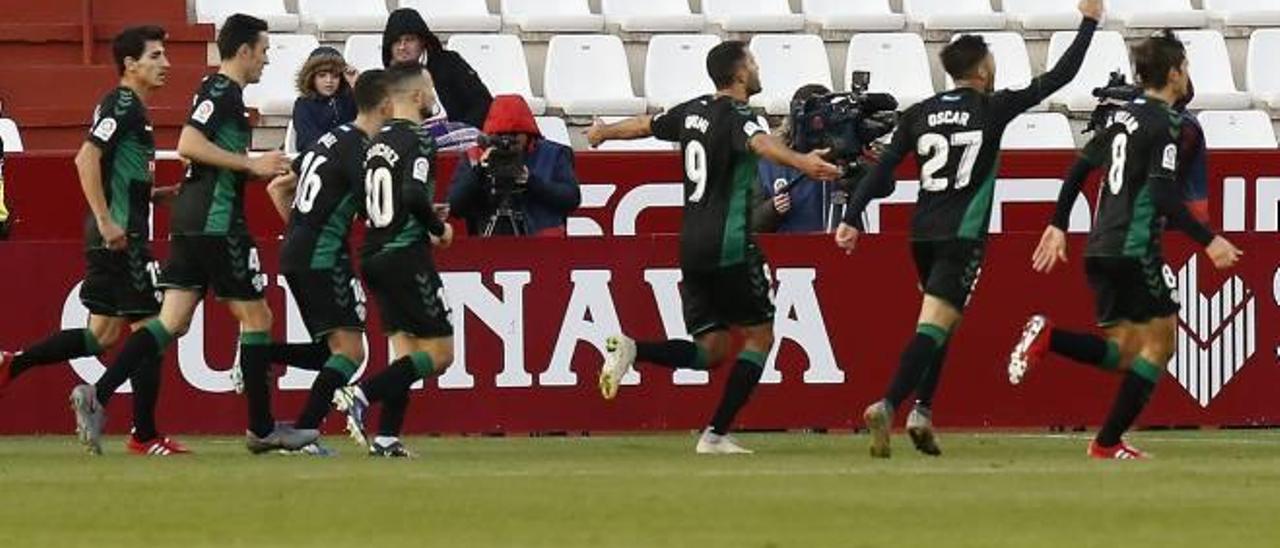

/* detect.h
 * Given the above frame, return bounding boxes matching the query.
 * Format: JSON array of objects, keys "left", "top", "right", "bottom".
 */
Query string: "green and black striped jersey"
[
  {"left": 170, "top": 73, "right": 252, "bottom": 236},
  {"left": 281, "top": 124, "right": 370, "bottom": 271},
  {"left": 650, "top": 95, "right": 768, "bottom": 270},
  {"left": 360, "top": 119, "right": 446, "bottom": 260},
  {"left": 83, "top": 86, "right": 155, "bottom": 249}
]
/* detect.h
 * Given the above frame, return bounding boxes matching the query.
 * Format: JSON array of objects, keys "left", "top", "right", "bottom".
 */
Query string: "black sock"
[
  {"left": 378, "top": 388, "right": 410, "bottom": 437},
  {"left": 295, "top": 354, "right": 360, "bottom": 429},
  {"left": 358, "top": 356, "right": 420, "bottom": 404},
  {"left": 635, "top": 340, "right": 708, "bottom": 370},
  {"left": 362, "top": 352, "right": 440, "bottom": 437},
  {"left": 913, "top": 341, "right": 951, "bottom": 411},
  {"left": 1096, "top": 358, "right": 1161, "bottom": 446},
  {"left": 96, "top": 321, "right": 171, "bottom": 406},
  {"left": 708, "top": 351, "right": 766, "bottom": 435},
  {"left": 1050, "top": 329, "right": 1121, "bottom": 371},
  {"left": 269, "top": 342, "right": 330, "bottom": 371},
  {"left": 883, "top": 324, "right": 949, "bottom": 410},
  {"left": 129, "top": 352, "right": 162, "bottom": 442},
  {"left": 240, "top": 332, "right": 275, "bottom": 438},
  {"left": 11, "top": 329, "right": 103, "bottom": 379}
]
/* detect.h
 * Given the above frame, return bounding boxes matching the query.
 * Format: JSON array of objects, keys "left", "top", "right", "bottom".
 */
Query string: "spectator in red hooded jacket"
[{"left": 448, "top": 95, "right": 581, "bottom": 236}]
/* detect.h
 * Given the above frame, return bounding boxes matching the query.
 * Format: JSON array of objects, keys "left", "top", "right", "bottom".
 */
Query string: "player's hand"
[
  {"left": 1032, "top": 226, "right": 1069, "bottom": 273},
  {"left": 1205, "top": 236, "right": 1242, "bottom": 270},
  {"left": 432, "top": 223, "right": 455, "bottom": 250},
  {"left": 248, "top": 150, "right": 290, "bottom": 179},
  {"left": 150, "top": 185, "right": 180, "bottom": 204},
  {"left": 343, "top": 65, "right": 359, "bottom": 87},
  {"left": 773, "top": 193, "right": 792, "bottom": 215},
  {"left": 800, "top": 149, "right": 842, "bottom": 182},
  {"left": 1078, "top": 0, "right": 1104, "bottom": 21},
  {"left": 834, "top": 222, "right": 860, "bottom": 254},
  {"left": 586, "top": 118, "right": 607, "bottom": 149},
  {"left": 97, "top": 218, "right": 127, "bottom": 251}
]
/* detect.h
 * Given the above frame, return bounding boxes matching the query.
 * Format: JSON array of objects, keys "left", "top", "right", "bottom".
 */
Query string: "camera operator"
[
  {"left": 448, "top": 95, "right": 581, "bottom": 236},
  {"left": 754, "top": 84, "right": 842, "bottom": 233}
]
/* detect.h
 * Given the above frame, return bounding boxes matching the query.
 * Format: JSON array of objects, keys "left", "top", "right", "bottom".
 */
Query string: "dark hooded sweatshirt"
[{"left": 382, "top": 8, "right": 493, "bottom": 128}]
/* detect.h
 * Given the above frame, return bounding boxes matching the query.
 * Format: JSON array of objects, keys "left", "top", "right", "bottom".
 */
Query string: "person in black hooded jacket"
[{"left": 382, "top": 8, "right": 493, "bottom": 128}]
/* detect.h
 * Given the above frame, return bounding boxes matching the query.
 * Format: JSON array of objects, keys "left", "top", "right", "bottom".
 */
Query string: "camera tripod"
[{"left": 482, "top": 197, "right": 527, "bottom": 236}]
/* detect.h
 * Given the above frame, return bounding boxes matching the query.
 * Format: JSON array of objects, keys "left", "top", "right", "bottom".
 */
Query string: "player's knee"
[
  {"left": 743, "top": 327, "right": 774, "bottom": 354},
  {"left": 431, "top": 348, "right": 454, "bottom": 372},
  {"left": 92, "top": 323, "right": 123, "bottom": 349}
]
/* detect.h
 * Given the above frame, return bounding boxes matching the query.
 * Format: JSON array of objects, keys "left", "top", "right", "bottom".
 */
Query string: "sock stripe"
[
  {"left": 409, "top": 352, "right": 436, "bottom": 379},
  {"left": 1130, "top": 357, "right": 1163, "bottom": 383},
  {"left": 737, "top": 350, "right": 766, "bottom": 368},
  {"left": 239, "top": 331, "right": 271, "bottom": 346},
  {"left": 323, "top": 354, "right": 360, "bottom": 381},
  {"left": 143, "top": 319, "right": 174, "bottom": 351},
  {"left": 82, "top": 329, "right": 105, "bottom": 355},
  {"left": 1102, "top": 341, "right": 1122, "bottom": 370},
  {"left": 916, "top": 323, "right": 949, "bottom": 347}
]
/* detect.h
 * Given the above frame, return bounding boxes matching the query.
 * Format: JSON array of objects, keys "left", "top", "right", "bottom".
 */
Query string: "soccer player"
[
  {"left": 332, "top": 63, "right": 455, "bottom": 458},
  {"left": 68, "top": 14, "right": 307, "bottom": 455},
  {"left": 0, "top": 27, "right": 188, "bottom": 455},
  {"left": 265, "top": 70, "right": 392, "bottom": 451},
  {"left": 585, "top": 41, "right": 841, "bottom": 454},
  {"left": 834, "top": 0, "right": 1106, "bottom": 458},
  {"left": 1008, "top": 31, "right": 1242, "bottom": 459}
]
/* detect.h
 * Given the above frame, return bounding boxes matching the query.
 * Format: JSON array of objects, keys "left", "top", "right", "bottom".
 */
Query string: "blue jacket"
[
  {"left": 291, "top": 92, "right": 357, "bottom": 152},
  {"left": 448, "top": 139, "right": 582, "bottom": 236},
  {"left": 754, "top": 159, "right": 834, "bottom": 233}
]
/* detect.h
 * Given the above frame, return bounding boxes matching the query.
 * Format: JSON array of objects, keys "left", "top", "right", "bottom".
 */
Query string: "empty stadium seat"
[
  {"left": 1198, "top": 111, "right": 1278, "bottom": 149},
  {"left": 297, "top": 0, "right": 389, "bottom": 32},
  {"left": 343, "top": 35, "right": 383, "bottom": 73},
  {"left": 501, "top": 0, "right": 605, "bottom": 33},
  {"left": 400, "top": 0, "right": 501, "bottom": 33},
  {"left": 1105, "top": 0, "right": 1206, "bottom": 29},
  {"left": 844, "top": 33, "right": 935, "bottom": 109},
  {"left": 644, "top": 34, "right": 720, "bottom": 110},
  {"left": 750, "top": 35, "right": 833, "bottom": 115},
  {"left": 1002, "top": 0, "right": 1084, "bottom": 30},
  {"left": 536, "top": 117, "right": 572, "bottom": 147},
  {"left": 596, "top": 117, "right": 678, "bottom": 151},
  {"left": 702, "top": 0, "right": 806, "bottom": 33},
  {"left": 284, "top": 120, "right": 298, "bottom": 155},
  {"left": 543, "top": 35, "right": 647, "bottom": 116},
  {"left": 0, "top": 119, "right": 23, "bottom": 153},
  {"left": 1204, "top": 0, "right": 1280, "bottom": 27},
  {"left": 1246, "top": 30, "right": 1280, "bottom": 109},
  {"left": 195, "top": 0, "right": 300, "bottom": 31},
  {"left": 945, "top": 33, "right": 1033, "bottom": 93},
  {"left": 1045, "top": 30, "right": 1130, "bottom": 111},
  {"left": 1001, "top": 113, "right": 1075, "bottom": 149},
  {"left": 448, "top": 34, "right": 546, "bottom": 115},
  {"left": 1177, "top": 30, "right": 1252, "bottom": 110},
  {"left": 902, "top": 0, "right": 1007, "bottom": 31},
  {"left": 801, "top": 0, "right": 906, "bottom": 32},
  {"left": 601, "top": 0, "right": 705, "bottom": 33},
  {"left": 244, "top": 34, "right": 320, "bottom": 116}
]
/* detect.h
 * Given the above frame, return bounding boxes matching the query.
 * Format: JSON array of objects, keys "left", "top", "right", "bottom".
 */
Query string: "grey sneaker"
[
  {"left": 863, "top": 400, "right": 892, "bottom": 459},
  {"left": 369, "top": 438, "right": 416, "bottom": 458},
  {"left": 69, "top": 384, "right": 105, "bottom": 455},
  {"left": 278, "top": 441, "right": 337, "bottom": 457},
  {"left": 906, "top": 406, "right": 942, "bottom": 457},
  {"left": 332, "top": 386, "right": 369, "bottom": 448},
  {"left": 245, "top": 424, "right": 320, "bottom": 454}
]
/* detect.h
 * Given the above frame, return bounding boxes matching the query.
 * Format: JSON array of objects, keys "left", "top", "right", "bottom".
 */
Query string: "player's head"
[
  {"left": 1132, "top": 30, "right": 1190, "bottom": 100},
  {"left": 353, "top": 69, "right": 393, "bottom": 121},
  {"left": 942, "top": 35, "right": 996, "bottom": 94},
  {"left": 217, "top": 13, "right": 270, "bottom": 84},
  {"left": 385, "top": 62, "right": 435, "bottom": 121},
  {"left": 113, "top": 26, "right": 169, "bottom": 89},
  {"left": 707, "top": 41, "right": 762, "bottom": 97}
]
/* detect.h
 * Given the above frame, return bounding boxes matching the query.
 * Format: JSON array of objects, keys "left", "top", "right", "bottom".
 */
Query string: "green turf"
[{"left": 0, "top": 430, "right": 1277, "bottom": 547}]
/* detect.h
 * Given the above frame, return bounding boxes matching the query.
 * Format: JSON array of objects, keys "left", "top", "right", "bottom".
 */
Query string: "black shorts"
[
  {"left": 158, "top": 234, "right": 266, "bottom": 301},
  {"left": 1086, "top": 255, "right": 1180, "bottom": 327},
  {"left": 80, "top": 244, "right": 162, "bottom": 320},
  {"left": 361, "top": 248, "right": 453, "bottom": 339},
  {"left": 284, "top": 262, "right": 366, "bottom": 340},
  {"left": 682, "top": 259, "right": 775, "bottom": 337},
  {"left": 911, "top": 239, "right": 986, "bottom": 311}
]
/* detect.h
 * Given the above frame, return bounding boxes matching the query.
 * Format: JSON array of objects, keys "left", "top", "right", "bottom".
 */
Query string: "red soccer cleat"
[
  {"left": 1088, "top": 439, "right": 1149, "bottom": 460},
  {"left": 127, "top": 435, "right": 193, "bottom": 456},
  {"left": 1008, "top": 315, "right": 1052, "bottom": 385},
  {"left": 0, "top": 351, "right": 15, "bottom": 392}
]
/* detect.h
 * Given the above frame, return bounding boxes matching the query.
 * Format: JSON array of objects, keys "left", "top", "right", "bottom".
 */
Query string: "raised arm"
[
  {"left": 586, "top": 115, "right": 655, "bottom": 148},
  {"left": 991, "top": 1, "right": 1103, "bottom": 122}
]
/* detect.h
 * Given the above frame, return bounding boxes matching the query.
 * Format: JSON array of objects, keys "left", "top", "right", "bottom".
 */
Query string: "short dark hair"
[
  {"left": 707, "top": 41, "right": 750, "bottom": 90},
  {"left": 791, "top": 84, "right": 830, "bottom": 105},
  {"left": 113, "top": 25, "right": 166, "bottom": 75},
  {"left": 353, "top": 70, "right": 389, "bottom": 112},
  {"left": 217, "top": 14, "right": 268, "bottom": 61},
  {"left": 942, "top": 35, "right": 990, "bottom": 82},
  {"left": 385, "top": 62, "right": 426, "bottom": 93},
  {"left": 1132, "top": 30, "right": 1187, "bottom": 89}
]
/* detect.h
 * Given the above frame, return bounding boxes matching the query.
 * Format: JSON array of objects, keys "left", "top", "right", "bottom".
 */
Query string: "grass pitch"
[{"left": 0, "top": 430, "right": 1277, "bottom": 547}]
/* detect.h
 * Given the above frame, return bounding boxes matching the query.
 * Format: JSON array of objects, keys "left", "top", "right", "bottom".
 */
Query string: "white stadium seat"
[
  {"left": 501, "top": 0, "right": 605, "bottom": 33},
  {"left": 448, "top": 34, "right": 546, "bottom": 115},
  {"left": 1001, "top": 113, "right": 1075, "bottom": 149},
  {"left": 1046, "top": 30, "right": 1130, "bottom": 111},
  {"left": 1198, "top": 111, "right": 1278, "bottom": 150},
  {"left": 284, "top": 120, "right": 298, "bottom": 155},
  {"left": 297, "top": 0, "right": 389, "bottom": 32},
  {"left": 601, "top": 0, "right": 705, "bottom": 33},
  {"left": 543, "top": 35, "right": 647, "bottom": 116},
  {"left": 750, "top": 35, "right": 833, "bottom": 115},
  {"left": 1177, "top": 31, "right": 1252, "bottom": 111},
  {"left": 945, "top": 33, "right": 1034, "bottom": 93},
  {"left": 596, "top": 117, "right": 678, "bottom": 151},
  {"left": 1105, "top": 0, "right": 1206, "bottom": 29},
  {"left": 535, "top": 117, "right": 572, "bottom": 147},
  {"left": 400, "top": 0, "right": 501, "bottom": 33},
  {"left": 1246, "top": 30, "right": 1280, "bottom": 109},
  {"left": 0, "top": 119, "right": 23, "bottom": 153},
  {"left": 845, "top": 33, "right": 934, "bottom": 109},
  {"left": 244, "top": 34, "right": 320, "bottom": 116},
  {"left": 801, "top": 0, "right": 906, "bottom": 32},
  {"left": 195, "top": 0, "right": 300, "bottom": 31},
  {"left": 701, "top": 0, "right": 806, "bottom": 33},
  {"left": 1002, "top": 0, "right": 1083, "bottom": 31},
  {"left": 644, "top": 34, "right": 720, "bottom": 110},
  {"left": 902, "top": 0, "right": 1007, "bottom": 31},
  {"left": 1204, "top": 0, "right": 1280, "bottom": 27},
  {"left": 342, "top": 35, "right": 383, "bottom": 73}
]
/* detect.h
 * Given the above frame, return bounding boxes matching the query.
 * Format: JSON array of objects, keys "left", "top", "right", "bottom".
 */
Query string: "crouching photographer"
[{"left": 448, "top": 95, "right": 581, "bottom": 236}]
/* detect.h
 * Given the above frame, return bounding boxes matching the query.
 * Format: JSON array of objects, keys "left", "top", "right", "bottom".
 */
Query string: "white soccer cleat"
[
  {"left": 1008, "top": 315, "right": 1050, "bottom": 386},
  {"left": 695, "top": 429, "right": 754, "bottom": 455},
  {"left": 598, "top": 335, "right": 636, "bottom": 400}
]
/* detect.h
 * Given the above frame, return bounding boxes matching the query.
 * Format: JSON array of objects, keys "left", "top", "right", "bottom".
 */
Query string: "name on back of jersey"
[
  {"left": 684, "top": 115, "right": 710, "bottom": 134},
  {"left": 366, "top": 142, "right": 399, "bottom": 166},
  {"left": 318, "top": 132, "right": 338, "bottom": 149},
  {"left": 927, "top": 110, "right": 971, "bottom": 127},
  {"left": 1105, "top": 110, "right": 1141, "bottom": 134}
]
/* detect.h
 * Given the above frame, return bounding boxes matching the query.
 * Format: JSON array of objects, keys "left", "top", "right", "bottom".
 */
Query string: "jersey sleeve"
[
  {"left": 730, "top": 109, "right": 769, "bottom": 154},
  {"left": 87, "top": 94, "right": 139, "bottom": 151},
  {"left": 186, "top": 82, "right": 233, "bottom": 140},
  {"left": 403, "top": 144, "right": 446, "bottom": 238},
  {"left": 649, "top": 102, "right": 687, "bottom": 142},
  {"left": 988, "top": 17, "right": 1098, "bottom": 125},
  {"left": 1078, "top": 125, "right": 1116, "bottom": 167}
]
